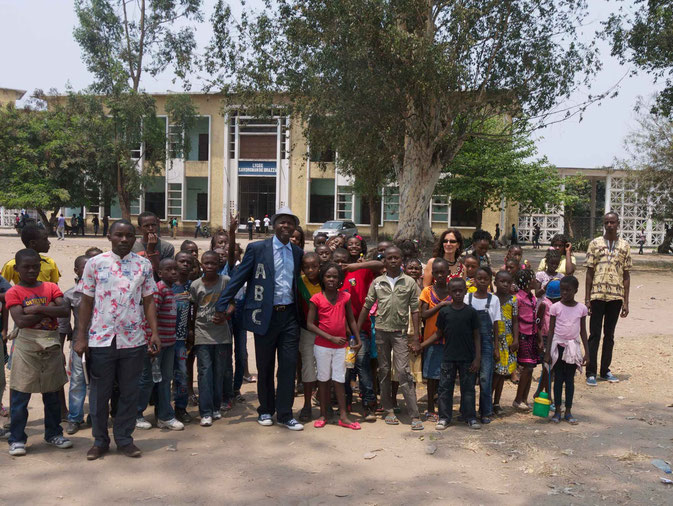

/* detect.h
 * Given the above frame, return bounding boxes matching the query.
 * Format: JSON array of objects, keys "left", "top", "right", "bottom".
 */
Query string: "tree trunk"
[
  {"left": 117, "top": 161, "right": 131, "bottom": 221},
  {"left": 368, "top": 194, "right": 380, "bottom": 244},
  {"left": 658, "top": 227, "right": 673, "bottom": 254},
  {"left": 394, "top": 137, "right": 439, "bottom": 244},
  {"left": 35, "top": 208, "right": 50, "bottom": 231}
]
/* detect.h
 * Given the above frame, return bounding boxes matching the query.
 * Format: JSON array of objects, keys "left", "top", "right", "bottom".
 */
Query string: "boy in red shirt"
[{"left": 3, "top": 249, "right": 71, "bottom": 456}]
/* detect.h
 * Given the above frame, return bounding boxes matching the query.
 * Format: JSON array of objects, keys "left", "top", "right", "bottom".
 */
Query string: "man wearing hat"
[{"left": 214, "top": 207, "right": 304, "bottom": 430}]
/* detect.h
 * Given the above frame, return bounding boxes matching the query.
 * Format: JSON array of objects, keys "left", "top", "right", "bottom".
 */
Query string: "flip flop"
[
  {"left": 313, "top": 419, "right": 327, "bottom": 428},
  {"left": 384, "top": 414, "right": 399, "bottom": 425},
  {"left": 563, "top": 414, "right": 578, "bottom": 425},
  {"left": 338, "top": 420, "right": 361, "bottom": 430},
  {"left": 551, "top": 413, "right": 561, "bottom": 424}
]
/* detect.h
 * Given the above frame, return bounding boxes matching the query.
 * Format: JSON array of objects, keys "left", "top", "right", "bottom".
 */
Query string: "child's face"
[
  {"left": 406, "top": 261, "right": 422, "bottom": 280},
  {"left": 474, "top": 239, "right": 489, "bottom": 257},
  {"left": 183, "top": 243, "right": 199, "bottom": 258},
  {"left": 346, "top": 237, "right": 362, "bottom": 259},
  {"left": 30, "top": 231, "right": 51, "bottom": 253},
  {"left": 528, "top": 277, "right": 540, "bottom": 292},
  {"left": 301, "top": 256, "right": 320, "bottom": 282},
  {"left": 74, "top": 259, "right": 88, "bottom": 279},
  {"left": 290, "top": 230, "right": 303, "bottom": 247},
  {"left": 560, "top": 282, "right": 577, "bottom": 303},
  {"left": 548, "top": 257, "right": 561, "bottom": 272},
  {"left": 509, "top": 247, "right": 523, "bottom": 264},
  {"left": 16, "top": 257, "right": 41, "bottom": 284},
  {"left": 313, "top": 235, "right": 327, "bottom": 247},
  {"left": 494, "top": 273, "right": 511, "bottom": 295},
  {"left": 316, "top": 245, "right": 332, "bottom": 264},
  {"left": 383, "top": 248, "right": 402, "bottom": 274},
  {"left": 432, "top": 263, "right": 449, "bottom": 285},
  {"left": 449, "top": 282, "right": 466, "bottom": 304},
  {"left": 212, "top": 235, "right": 228, "bottom": 250},
  {"left": 322, "top": 266, "right": 340, "bottom": 291},
  {"left": 505, "top": 259, "right": 519, "bottom": 275},
  {"left": 377, "top": 241, "right": 392, "bottom": 255},
  {"left": 159, "top": 260, "right": 179, "bottom": 285},
  {"left": 214, "top": 247, "right": 227, "bottom": 268},
  {"left": 331, "top": 251, "right": 349, "bottom": 271},
  {"left": 109, "top": 224, "right": 136, "bottom": 257},
  {"left": 201, "top": 254, "right": 219, "bottom": 275},
  {"left": 327, "top": 235, "right": 344, "bottom": 251},
  {"left": 176, "top": 253, "right": 194, "bottom": 277},
  {"left": 464, "top": 257, "right": 479, "bottom": 278},
  {"left": 475, "top": 270, "right": 491, "bottom": 292}
]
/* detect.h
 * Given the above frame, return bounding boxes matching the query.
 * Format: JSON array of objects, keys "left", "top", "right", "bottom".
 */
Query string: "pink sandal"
[
  {"left": 313, "top": 419, "right": 327, "bottom": 428},
  {"left": 338, "top": 420, "right": 361, "bottom": 430}
]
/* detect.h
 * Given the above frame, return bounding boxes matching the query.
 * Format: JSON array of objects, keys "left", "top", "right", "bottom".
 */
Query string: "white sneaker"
[
  {"left": 200, "top": 416, "right": 213, "bottom": 427},
  {"left": 257, "top": 414, "right": 274, "bottom": 426},
  {"left": 9, "top": 442, "right": 26, "bottom": 456},
  {"left": 135, "top": 417, "right": 152, "bottom": 430},
  {"left": 157, "top": 418, "right": 184, "bottom": 431},
  {"left": 212, "top": 410, "right": 222, "bottom": 420}
]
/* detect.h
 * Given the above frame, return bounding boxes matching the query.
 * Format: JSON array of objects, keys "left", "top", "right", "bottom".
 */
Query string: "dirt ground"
[{"left": 1, "top": 233, "right": 672, "bottom": 505}]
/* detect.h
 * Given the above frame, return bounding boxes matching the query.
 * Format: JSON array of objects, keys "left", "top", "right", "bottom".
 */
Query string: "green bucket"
[{"left": 532, "top": 392, "right": 551, "bottom": 418}]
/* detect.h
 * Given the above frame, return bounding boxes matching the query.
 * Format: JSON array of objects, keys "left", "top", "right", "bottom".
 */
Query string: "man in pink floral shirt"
[{"left": 74, "top": 219, "right": 160, "bottom": 461}]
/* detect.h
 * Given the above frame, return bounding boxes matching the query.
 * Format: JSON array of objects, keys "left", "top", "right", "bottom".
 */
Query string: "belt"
[{"left": 273, "top": 304, "right": 294, "bottom": 312}]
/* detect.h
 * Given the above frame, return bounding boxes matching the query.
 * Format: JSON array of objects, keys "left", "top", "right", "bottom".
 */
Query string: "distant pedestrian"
[
  {"left": 194, "top": 219, "right": 202, "bottom": 238},
  {"left": 102, "top": 215, "right": 109, "bottom": 237},
  {"left": 77, "top": 214, "right": 85, "bottom": 236},
  {"left": 532, "top": 224, "right": 541, "bottom": 249},
  {"left": 263, "top": 215, "right": 270, "bottom": 234},
  {"left": 247, "top": 216, "right": 254, "bottom": 240},
  {"left": 56, "top": 214, "right": 66, "bottom": 241},
  {"left": 171, "top": 218, "right": 178, "bottom": 239},
  {"left": 637, "top": 230, "right": 645, "bottom": 255},
  {"left": 494, "top": 224, "right": 500, "bottom": 243},
  {"left": 511, "top": 224, "right": 518, "bottom": 245},
  {"left": 92, "top": 215, "right": 100, "bottom": 236},
  {"left": 255, "top": 218, "right": 261, "bottom": 234}
]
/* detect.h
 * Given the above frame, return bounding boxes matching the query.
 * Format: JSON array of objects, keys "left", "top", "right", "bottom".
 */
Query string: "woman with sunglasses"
[{"left": 422, "top": 229, "right": 465, "bottom": 287}]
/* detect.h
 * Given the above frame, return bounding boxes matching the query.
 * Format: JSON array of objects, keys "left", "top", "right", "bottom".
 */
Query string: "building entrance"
[{"left": 239, "top": 176, "right": 276, "bottom": 222}]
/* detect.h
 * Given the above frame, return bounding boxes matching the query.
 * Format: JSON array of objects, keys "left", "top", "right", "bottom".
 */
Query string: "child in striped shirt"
[{"left": 136, "top": 259, "right": 184, "bottom": 431}]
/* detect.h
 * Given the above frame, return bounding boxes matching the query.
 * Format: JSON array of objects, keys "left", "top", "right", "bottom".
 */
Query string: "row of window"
[{"left": 309, "top": 178, "right": 479, "bottom": 227}]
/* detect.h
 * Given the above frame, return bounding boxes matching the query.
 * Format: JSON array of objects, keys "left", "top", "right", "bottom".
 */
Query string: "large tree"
[
  {"left": 206, "top": 0, "right": 600, "bottom": 241},
  {"left": 605, "top": 0, "right": 673, "bottom": 117},
  {"left": 73, "top": 0, "right": 202, "bottom": 218}
]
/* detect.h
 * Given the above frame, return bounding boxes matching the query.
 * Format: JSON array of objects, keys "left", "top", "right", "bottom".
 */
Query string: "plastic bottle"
[
  {"left": 652, "top": 459, "right": 672, "bottom": 474},
  {"left": 345, "top": 336, "right": 357, "bottom": 369},
  {"left": 151, "top": 357, "right": 162, "bottom": 383}
]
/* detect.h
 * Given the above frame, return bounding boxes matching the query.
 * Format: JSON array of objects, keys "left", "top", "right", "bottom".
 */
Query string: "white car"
[{"left": 312, "top": 220, "right": 358, "bottom": 239}]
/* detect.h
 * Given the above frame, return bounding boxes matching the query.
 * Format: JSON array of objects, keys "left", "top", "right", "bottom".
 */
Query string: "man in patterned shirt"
[
  {"left": 584, "top": 212, "right": 632, "bottom": 387},
  {"left": 73, "top": 219, "right": 161, "bottom": 460}
]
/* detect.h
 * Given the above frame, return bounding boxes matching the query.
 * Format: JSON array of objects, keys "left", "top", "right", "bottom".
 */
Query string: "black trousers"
[
  {"left": 553, "top": 345, "right": 576, "bottom": 410},
  {"left": 89, "top": 341, "right": 145, "bottom": 448},
  {"left": 587, "top": 299, "right": 622, "bottom": 377},
  {"left": 254, "top": 308, "right": 299, "bottom": 423}
]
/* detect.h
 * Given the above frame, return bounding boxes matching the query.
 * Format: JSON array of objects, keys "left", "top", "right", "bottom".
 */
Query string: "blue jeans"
[
  {"left": 138, "top": 345, "right": 176, "bottom": 421},
  {"left": 222, "top": 342, "right": 234, "bottom": 403},
  {"left": 345, "top": 331, "right": 376, "bottom": 406},
  {"left": 438, "top": 361, "right": 476, "bottom": 422},
  {"left": 232, "top": 299, "right": 248, "bottom": 392},
  {"left": 196, "top": 344, "right": 227, "bottom": 417},
  {"left": 173, "top": 340, "right": 188, "bottom": 410},
  {"left": 9, "top": 389, "right": 63, "bottom": 444},
  {"left": 68, "top": 348, "right": 87, "bottom": 423}
]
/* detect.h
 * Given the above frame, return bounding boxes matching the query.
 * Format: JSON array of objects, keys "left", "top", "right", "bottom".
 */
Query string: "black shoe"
[
  {"left": 86, "top": 445, "right": 109, "bottom": 461},
  {"left": 66, "top": 421, "right": 81, "bottom": 435},
  {"left": 118, "top": 443, "right": 142, "bottom": 458},
  {"left": 175, "top": 408, "right": 192, "bottom": 424}
]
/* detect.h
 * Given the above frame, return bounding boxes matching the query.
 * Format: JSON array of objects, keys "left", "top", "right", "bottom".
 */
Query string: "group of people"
[
  {"left": 0, "top": 208, "right": 631, "bottom": 459},
  {"left": 54, "top": 213, "right": 107, "bottom": 239},
  {"left": 246, "top": 215, "right": 271, "bottom": 240}
]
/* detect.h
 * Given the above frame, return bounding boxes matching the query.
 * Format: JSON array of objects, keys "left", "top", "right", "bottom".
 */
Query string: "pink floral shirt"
[{"left": 81, "top": 251, "right": 157, "bottom": 349}]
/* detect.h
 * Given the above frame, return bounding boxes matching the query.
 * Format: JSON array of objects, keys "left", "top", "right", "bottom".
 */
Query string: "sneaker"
[
  {"left": 281, "top": 418, "right": 304, "bottom": 431},
  {"left": 586, "top": 376, "right": 598, "bottom": 387},
  {"left": 175, "top": 408, "right": 192, "bottom": 424},
  {"left": 200, "top": 416, "right": 213, "bottom": 427},
  {"left": 601, "top": 372, "right": 620, "bottom": 383},
  {"left": 9, "top": 442, "right": 26, "bottom": 456},
  {"left": 157, "top": 418, "right": 185, "bottom": 431},
  {"left": 212, "top": 410, "right": 222, "bottom": 420},
  {"left": 66, "top": 421, "right": 81, "bottom": 435},
  {"left": 468, "top": 419, "right": 481, "bottom": 430},
  {"left": 435, "top": 419, "right": 449, "bottom": 430},
  {"left": 220, "top": 401, "right": 233, "bottom": 412},
  {"left": 0, "top": 428, "right": 9, "bottom": 440},
  {"left": 135, "top": 417, "right": 152, "bottom": 430},
  {"left": 257, "top": 414, "right": 274, "bottom": 426},
  {"left": 46, "top": 435, "right": 73, "bottom": 449}
]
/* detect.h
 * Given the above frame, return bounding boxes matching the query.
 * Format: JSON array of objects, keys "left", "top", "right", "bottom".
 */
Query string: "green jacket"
[{"left": 364, "top": 273, "right": 420, "bottom": 332}]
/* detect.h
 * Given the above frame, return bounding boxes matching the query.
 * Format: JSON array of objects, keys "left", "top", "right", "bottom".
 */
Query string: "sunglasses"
[{"left": 443, "top": 239, "right": 459, "bottom": 244}]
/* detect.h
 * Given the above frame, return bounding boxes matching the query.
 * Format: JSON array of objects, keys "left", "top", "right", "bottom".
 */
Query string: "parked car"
[{"left": 312, "top": 220, "right": 358, "bottom": 239}]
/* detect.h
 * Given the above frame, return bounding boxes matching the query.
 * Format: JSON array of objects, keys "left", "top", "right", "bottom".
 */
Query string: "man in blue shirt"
[{"left": 214, "top": 207, "right": 304, "bottom": 430}]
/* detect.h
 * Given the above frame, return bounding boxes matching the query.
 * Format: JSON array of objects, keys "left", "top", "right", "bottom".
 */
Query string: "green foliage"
[
  {"left": 605, "top": 0, "right": 673, "bottom": 117},
  {"left": 438, "top": 126, "right": 563, "bottom": 222},
  {"left": 571, "top": 237, "right": 591, "bottom": 252},
  {"left": 206, "top": 0, "right": 601, "bottom": 241}
]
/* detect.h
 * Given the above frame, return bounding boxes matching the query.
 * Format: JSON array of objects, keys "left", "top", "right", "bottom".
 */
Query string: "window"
[
  {"left": 186, "top": 117, "right": 209, "bottom": 161},
  {"left": 431, "top": 195, "right": 449, "bottom": 224},
  {"left": 239, "top": 176, "right": 276, "bottom": 219},
  {"left": 309, "top": 178, "right": 335, "bottom": 223},
  {"left": 383, "top": 187, "right": 399, "bottom": 221},
  {"left": 239, "top": 135, "right": 277, "bottom": 159},
  {"left": 198, "top": 134, "right": 209, "bottom": 161},
  {"left": 144, "top": 176, "right": 166, "bottom": 219},
  {"left": 228, "top": 120, "right": 236, "bottom": 159},
  {"left": 168, "top": 124, "right": 182, "bottom": 159},
  {"left": 309, "top": 148, "right": 335, "bottom": 163},
  {"left": 130, "top": 143, "right": 142, "bottom": 160},
  {"left": 450, "top": 199, "right": 479, "bottom": 227},
  {"left": 185, "top": 177, "right": 208, "bottom": 220},
  {"left": 168, "top": 183, "right": 183, "bottom": 217},
  {"left": 336, "top": 186, "right": 353, "bottom": 220}
]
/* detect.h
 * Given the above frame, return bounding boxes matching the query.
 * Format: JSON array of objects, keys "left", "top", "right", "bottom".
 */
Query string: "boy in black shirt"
[{"left": 416, "top": 278, "right": 481, "bottom": 429}]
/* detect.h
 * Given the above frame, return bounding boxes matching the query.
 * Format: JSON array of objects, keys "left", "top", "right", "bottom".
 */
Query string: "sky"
[{"left": 0, "top": 0, "right": 662, "bottom": 169}]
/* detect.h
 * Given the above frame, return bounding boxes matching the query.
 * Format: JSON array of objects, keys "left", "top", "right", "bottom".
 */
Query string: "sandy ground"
[{"left": 1, "top": 233, "right": 672, "bottom": 505}]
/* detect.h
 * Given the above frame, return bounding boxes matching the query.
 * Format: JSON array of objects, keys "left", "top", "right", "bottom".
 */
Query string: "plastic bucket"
[{"left": 532, "top": 392, "right": 551, "bottom": 418}]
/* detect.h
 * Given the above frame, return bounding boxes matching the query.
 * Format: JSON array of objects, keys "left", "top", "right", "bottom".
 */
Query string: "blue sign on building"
[{"left": 238, "top": 161, "right": 277, "bottom": 176}]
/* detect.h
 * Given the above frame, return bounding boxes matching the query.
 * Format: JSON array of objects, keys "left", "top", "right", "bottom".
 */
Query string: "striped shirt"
[{"left": 154, "top": 280, "right": 177, "bottom": 345}]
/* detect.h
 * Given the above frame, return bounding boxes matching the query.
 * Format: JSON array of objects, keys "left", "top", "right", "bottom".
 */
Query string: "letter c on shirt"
[{"left": 252, "top": 309, "right": 261, "bottom": 325}]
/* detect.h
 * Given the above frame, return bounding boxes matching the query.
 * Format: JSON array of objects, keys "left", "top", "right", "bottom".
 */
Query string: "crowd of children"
[{"left": 0, "top": 217, "right": 603, "bottom": 457}]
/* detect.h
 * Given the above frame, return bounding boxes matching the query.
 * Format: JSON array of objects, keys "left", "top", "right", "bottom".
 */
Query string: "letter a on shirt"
[{"left": 255, "top": 263, "right": 266, "bottom": 279}]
